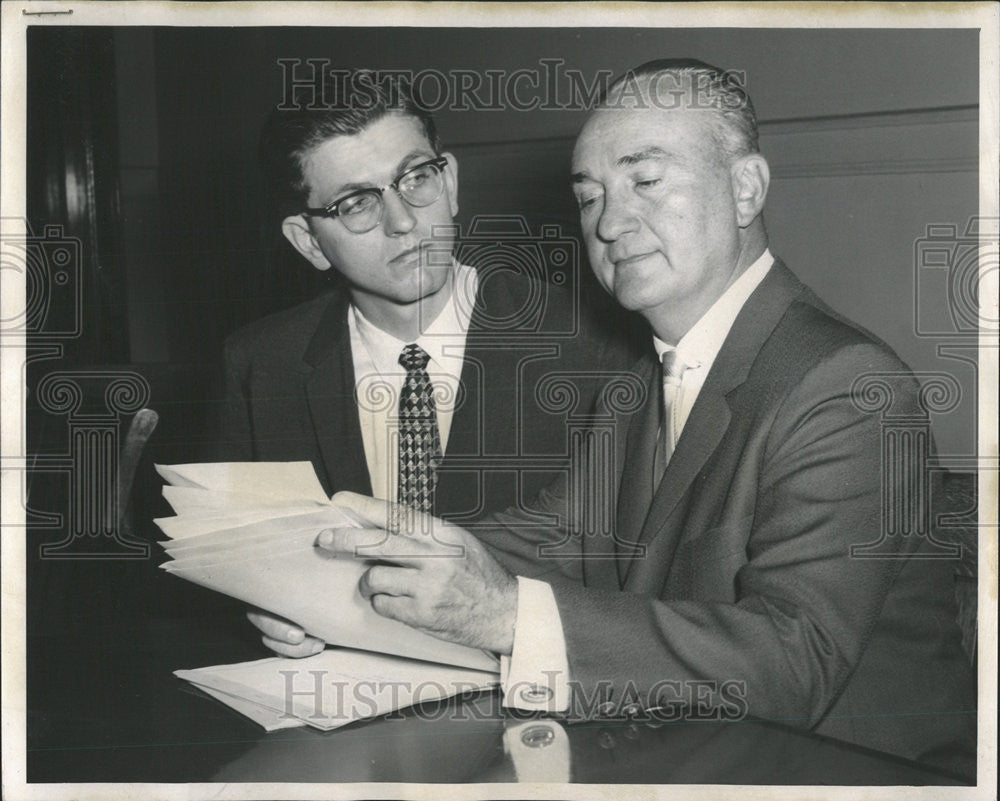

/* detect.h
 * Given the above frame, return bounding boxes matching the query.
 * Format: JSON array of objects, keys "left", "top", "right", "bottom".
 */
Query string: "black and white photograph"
[{"left": 1, "top": 2, "right": 996, "bottom": 799}]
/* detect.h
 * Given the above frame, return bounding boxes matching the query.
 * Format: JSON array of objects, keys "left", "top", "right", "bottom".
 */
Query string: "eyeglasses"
[{"left": 303, "top": 156, "right": 449, "bottom": 234}]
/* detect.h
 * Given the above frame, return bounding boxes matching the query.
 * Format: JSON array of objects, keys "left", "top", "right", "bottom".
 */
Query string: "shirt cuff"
[{"left": 499, "top": 576, "right": 570, "bottom": 713}]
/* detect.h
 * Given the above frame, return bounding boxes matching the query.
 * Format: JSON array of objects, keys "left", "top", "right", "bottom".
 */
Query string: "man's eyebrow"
[
  {"left": 616, "top": 146, "right": 670, "bottom": 167},
  {"left": 327, "top": 150, "right": 436, "bottom": 199},
  {"left": 570, "top": 146, "right": 676, "bottom": 184},
  {"left": 393, "top": 149, "right": 436, "bottom": 177}
]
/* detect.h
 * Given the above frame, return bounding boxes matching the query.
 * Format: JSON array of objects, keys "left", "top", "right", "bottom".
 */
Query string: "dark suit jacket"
[
  {"left": 222, "top": 267, "right": 640, "bottom": 522},
  {"left": 481, "top": 260, "right": 975, "bottom": 772}
]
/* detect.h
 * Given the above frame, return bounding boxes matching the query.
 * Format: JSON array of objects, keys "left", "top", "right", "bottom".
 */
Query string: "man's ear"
[
  {"left": 441, "top": 151, "right": 459, "bottom": 218},
  {"left": 731, "top": 153, "right": 770, "bottom": 229},
  {"left": 282, "top": 215, "right": 333, "bottom": 272}
]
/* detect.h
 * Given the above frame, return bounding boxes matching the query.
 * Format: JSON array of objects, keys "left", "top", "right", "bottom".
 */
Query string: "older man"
[{"left": 261, "top": 60, "right": 975, "bottom": 772}]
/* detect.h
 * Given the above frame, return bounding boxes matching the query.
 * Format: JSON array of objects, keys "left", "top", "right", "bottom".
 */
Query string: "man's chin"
[
  {"left": 395, "top": 273, "right": 452, "bottom": 305},
  {"left": 611, "top": 281, "right": 663, "bottom": 313}
]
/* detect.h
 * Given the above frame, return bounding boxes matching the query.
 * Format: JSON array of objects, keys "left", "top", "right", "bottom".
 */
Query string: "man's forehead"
[
  {"left": 301, "top": 114, "right": 434, "bottom": 189},
  {"left": 572, "top": 105, "right": 708, "bottom": 169},
  {"left": 310, "top": 114, "right": 430, "bottom": 160}
]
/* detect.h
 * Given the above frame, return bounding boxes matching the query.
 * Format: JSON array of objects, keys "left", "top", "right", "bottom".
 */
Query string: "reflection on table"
[
  {"left": 207, "top": 689, "right": 969, "bottom": 785},
  {"left": 26, "top": 557, "right": 972, "bottom": 787}
]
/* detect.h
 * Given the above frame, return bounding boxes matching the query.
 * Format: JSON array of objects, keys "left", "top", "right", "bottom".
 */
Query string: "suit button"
[
  {"left": 520, "top": 724, "right": 555, "bottom": 748},
  {"left": 519, "top": 684, "right": 553, "bottom": 704}
]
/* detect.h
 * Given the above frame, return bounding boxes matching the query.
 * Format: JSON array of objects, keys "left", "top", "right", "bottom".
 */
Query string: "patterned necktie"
[
  {"left": 653, "top": 350, "right": 686, "bottom": 489},
  {"left": 397, "top": 344, "right": 442, "bottom": 513}
]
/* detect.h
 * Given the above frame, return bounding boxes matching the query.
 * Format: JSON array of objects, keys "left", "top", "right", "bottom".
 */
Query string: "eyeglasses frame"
[{"left": 302, "top": 156, "right": 450, "bottom": 232}]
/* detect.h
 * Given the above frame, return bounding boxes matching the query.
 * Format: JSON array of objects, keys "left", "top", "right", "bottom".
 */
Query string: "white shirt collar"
[
  {"left": 654, "top": 249, "right": 774, "bottom": 371},
  {"left": 351, "top": 262, "right": 478, "bottom": 380}
]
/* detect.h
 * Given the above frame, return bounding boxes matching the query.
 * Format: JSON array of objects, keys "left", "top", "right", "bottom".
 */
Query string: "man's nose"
[
  {"left": 382, "top": 190, "right": 417, "bottom": 236},
  {"left": 596, "top": 192, "right": 639, "bottom": 242}
]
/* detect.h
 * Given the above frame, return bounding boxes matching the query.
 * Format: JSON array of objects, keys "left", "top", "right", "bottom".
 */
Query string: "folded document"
[
  {"left": 157, "top": 461, "right": 500, "bottom": 730},
  {"left": 177, "top": 649, "right": 498, "bottom": 731}
]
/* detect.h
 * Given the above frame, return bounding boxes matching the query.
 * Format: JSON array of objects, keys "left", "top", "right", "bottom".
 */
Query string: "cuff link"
[
  {"left": 519, "top": 684, "right": 554, "bottom": 704},
  {"left": 520, "top": 724, "right": 556, "bottom": 748}
]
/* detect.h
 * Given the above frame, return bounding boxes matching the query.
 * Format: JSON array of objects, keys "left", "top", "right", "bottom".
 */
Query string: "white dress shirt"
[
  {"left": 348, "top": 262, "right": 477, "bottom": 502},
  {"left": 652, "top": 249, "right": 775, "bottom": 446},
  {"left": 348, "top": 262, "right": 561, "bottom": 709},
  {"left": 503, "top": 250, "right": 775, "bottom": 713}
]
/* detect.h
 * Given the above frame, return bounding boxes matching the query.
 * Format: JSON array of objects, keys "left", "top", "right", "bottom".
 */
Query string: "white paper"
[
  {"left": 163, "top": 485, "right": 328, "bottom": 515},
  {"left": 164, "top": 526, "right": 497, "bottom": 672},
  {"left": 190, "top": 684, "right": 306, "bottom": 731},
  {"left": 155, "top": 461, "right": 330, "bottom": 503},
  {"left": 175, "top": 649, "right": 499, "bottom": 731},
  {"left": 156, "top": 506, "right": 355, "bottom": 545},
  {"left": 158, "top": 463, "right": 499, "bottom": 672}
]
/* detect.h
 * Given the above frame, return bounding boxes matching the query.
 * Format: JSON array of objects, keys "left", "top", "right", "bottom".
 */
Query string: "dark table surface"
[{"left": 25, "top": 549, "right": 974, "bottom": 788}]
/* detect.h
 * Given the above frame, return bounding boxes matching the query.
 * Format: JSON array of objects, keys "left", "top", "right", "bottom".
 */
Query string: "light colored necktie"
[
  {"left": 653, "top": 350, "right": 686, "bottom": 489},
  {"left": 397, "top": 344, "right": 442, "bottom": 513}
]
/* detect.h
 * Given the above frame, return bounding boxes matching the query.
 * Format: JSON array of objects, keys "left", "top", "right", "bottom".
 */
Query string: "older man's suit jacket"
[
  {"left": 222, "top": 268, "right": 638, "bottom": 521},
  {"left": 482, "top": 260, "right": 975, "bottom": 772}
]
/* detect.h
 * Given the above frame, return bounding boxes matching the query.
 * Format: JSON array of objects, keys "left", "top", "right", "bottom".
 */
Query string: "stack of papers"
[
  {"left": 178, "top": 649, "right": 499, "bottom": 732},
  {"left": 156, "top": 461, "right": 500, "bottom": 730}
]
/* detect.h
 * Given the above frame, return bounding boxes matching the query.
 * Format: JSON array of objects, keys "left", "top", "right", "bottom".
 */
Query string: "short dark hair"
[
  {"left": 604, "top": 58, "right": 759, "bottom": 162},
  {"left": 259, "top": 69, "right": 441, "bottom": 217}
]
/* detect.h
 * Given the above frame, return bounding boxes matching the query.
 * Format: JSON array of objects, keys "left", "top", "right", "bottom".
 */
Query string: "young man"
[
  {"left": 228, "top": 71, "right": 637, "bottom": 654},
  {"left": 277, "top": 60, "right": 975, "bottom": 773}
]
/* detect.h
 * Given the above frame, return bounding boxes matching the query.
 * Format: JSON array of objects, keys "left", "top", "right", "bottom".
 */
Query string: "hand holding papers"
[
  {"left": 319, "top": 491, "right": 520, "bottom": 656},
  {"left": 156, "top": 461, "right": 500, "bottom": 730},
  {"left": 156, "top": 461, "right": 497, "bottom": 671}
]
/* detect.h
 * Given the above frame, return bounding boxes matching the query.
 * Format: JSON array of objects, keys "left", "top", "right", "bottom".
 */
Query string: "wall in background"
[{"left": 109, "top": 26, "right": 979, "bottom": 456}]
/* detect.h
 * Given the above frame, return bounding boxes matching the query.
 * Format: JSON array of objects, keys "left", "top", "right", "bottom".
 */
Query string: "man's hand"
[
  {"left": 246, "top": 607, "right": 325, "bottom": 658},
  {"left": 321, "top": 492, "right": 518, "bottom": 655}
]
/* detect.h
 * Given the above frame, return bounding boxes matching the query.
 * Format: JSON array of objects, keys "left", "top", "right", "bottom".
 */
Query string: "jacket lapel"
[
  {"left": 610, "top": 355, "right": 660, "bottom": 585},
  {"left": 623, "top": 259, "right": 804, "bottom": 588},
  {"left": 302, "top": 291, "right": 372, "bottom": 498},
  {"left": 434, "top": 273, "right": 513, "bottom": 517},
  {"left": 445, "top": 280, "right": 499, "bottom": 462}
]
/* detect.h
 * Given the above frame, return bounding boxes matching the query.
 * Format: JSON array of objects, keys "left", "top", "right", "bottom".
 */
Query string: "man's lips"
[
  {"left": 610, "top": 252, "right": 656, "bottom": 268},
  {"left": 389, "top": 245, "right": 423, "bottom": 265}
]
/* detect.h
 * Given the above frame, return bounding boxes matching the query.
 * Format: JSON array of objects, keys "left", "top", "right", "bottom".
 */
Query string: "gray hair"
[{"left": 603, "top": 58, "right": 759, "bottom": 162}]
